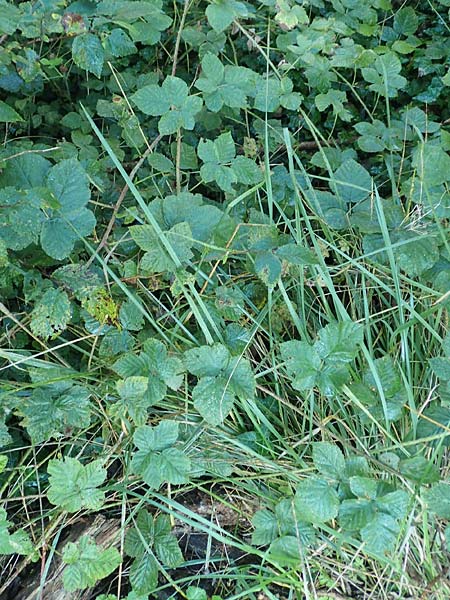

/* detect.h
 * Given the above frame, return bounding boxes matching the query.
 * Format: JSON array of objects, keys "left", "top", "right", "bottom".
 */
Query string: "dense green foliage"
[{"left": 1, "top": 0, "right": 450, "bottom": 598}]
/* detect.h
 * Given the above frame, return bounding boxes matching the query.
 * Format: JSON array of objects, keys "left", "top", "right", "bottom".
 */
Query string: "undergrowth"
[{"left": 1, "top": 0, "right": 450, "bottom": 599}]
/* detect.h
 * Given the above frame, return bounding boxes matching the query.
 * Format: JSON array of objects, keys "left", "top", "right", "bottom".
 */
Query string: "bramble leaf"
[
  {"left": 252, "top": 498, "right": 316, "bottom": 549},
  {"left": 184, "top": 343, "right": 230, "bottom": 377},
  {"left": 47, "top": 457, "right": 106, "bottom": 512},
  {"left": 413, "top": 142, "right": 450, "bottom": 186},
  {"left": 295, "top": 477, "right": 340, "bottom": 524},
  {"left": 231, "top": 155, "right": 262, "bottom": 185},
  {"left": 0, "top": 153, "right": 51, "bottom": 188},
  {"left": 280, "top": 340, "right": 321, "bottom": 391},
  {"left": 192, "top": 376, "right": 236, "bottom": 425},
  {"left": 125, "top": 510, "right": 183, "bottom": 594},
  {"left": 0, "top": 0, "right": 21, "bottom": 35},
  {"left": 360, "top": 513, "right": 399, "bottom": 558},
  {"left": 114, "top": 376, "right": 149, "bottom": 425},
  {"left": 0, "top": 100, "right": 24, "bottom": 122},
  {"left": 128, "top": 552, "right": 158, "bottom": 596},
  {"left": 269, "top": 536, "right": 303, "bottom": 565},
  {"left": 72, "top": 34, "right": 104, "bottom": 78},
  {"left": 361, "top": 52, "right": 407, "bottom": 97},
  {"left": 113, "top": 338, "right": 184, "bottom": 411},
  {"left": 339, "top": 499, "right": 375, "bottom": 531},
  {"left": 393, "top": 7, "right": 418, "bottom": 36},
  {"left": 119, "top": 298, "right": 145, "bottom": 331},
  {"left": 206, "top": 0, "right": 249, "bottom": 33},
  {"left": 314, "top": 321, "right": 364, "bottom": 363},
  {"left": 105, "top": 28, "right": 137, "bottom": 57},
  {"left": 280, "top": 321, "right": 362, "bottom": 397},
  {"left": 40, "top": 159, "right": 96, "bottom": 260},
  {"left": 312, "top": 443, "right": 346, "bottom": 480},
  {"left": 186, "top": 587, "right": 208, "bottom": 600},
  {"left": 430, "top": 357, "right": 450, "bottom": 381},
  {"left": 377, "top": 490, "right": 409, "bottom": 521},
  {"left": 131, "top": 421, "right": 191, "bottom": 488},
  {"left": 362, "top": 228, "right": 440, "bottom": 277},
  {"left": 349, "top": 476, "right": 378, "bottom": 500},
  {"left": 131, "top": 76, "right": 203, "bottom": 134},
  {"left": 195, "top": 53, "right": 256, "bottom": 112},
  {"left": 130, "top": 221, "right": 194, "bottom": 273},
  {"left": 350, "top": 355, "right": 407, "bottom": 424},
  {"left": 399, "top": 455, "right": 439, "bottom": 484},
  {"left": 0, "top": 508, "right": 34, "bottom": 556},
  {"left": 30, "top": 288, "right": 72, "bottom": 340},
  {"left": 0, "top": 189, "right": 43, "bottom": 250},
  {"left": 315, "top": 89, "right": 352, "bottom": 122},
  {"left": 62, "top": 536, "right": 120, "bottom": 592},
  {"left": 354, "top": 119, "right": 396, "bottom": 153},
  {"left": 251, "top": 509, "right": 279, "bottom": 545},
  {"left": 184, "top": 343, "right": 255, "bottom": 424},
  {"left": 198, "top": 131, "right": 235, "bottom": 164},
  {"left": 423, "top": 482, "right": 450, "bottom": 519},
  {"left": 275, "top": 0, "right": 308, "bottom": 30},
  {"left": 96, "top": 0, "right": 161, "bottom": 20},
  {"left": 198, "top": 132, "right": 260, "bottom": 192},
  {"left": 254, "top": 252, "right": 282, "bottom": 287},
  {"left": 331, "top": 159, "right": 372, "bottom": 204},
  {"left": 275, "top": 244, "right": 319, "bottom": 266},
  {"left": 19, "top": 383, "right": 91, "bottom": 443},
  {"left": 147, "top": 192, "right": 235, "bottom": 249},
  {"left": 254, "top": 76, "right": 302, "bottom": 112}
]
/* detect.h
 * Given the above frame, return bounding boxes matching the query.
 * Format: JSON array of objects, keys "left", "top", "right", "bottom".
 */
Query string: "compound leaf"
[
  {"left": 269, "top": 535, "right": 302, "bottom": 566},
  {"left": 125, "top": 510, "right": 183, "bottom": 594},
  {"left": 40, "top": 159, "right": 95, "bottom": 259},
  {"left": 133, "top": 421, "right": 180, "bottom": 453},
  {"left": 254, "top": 252, "right": 282, "bottom": 287},
  {"left": 47, "top": 158, "right": 90, "bottom": 214},
  {"left": 361, "top": 52, "right": 407, "bottom": 97},
  {"left": 199, "top": 131, "right": 235, "bottom": 164},
  {"left": 129, "top": 552, "right": 158, "bottom": 594},
  {"left": 131, "top": 421, "right": 190, "bottom": 488},
  {"left": 393, "top": 7, "right": 418, "bottom": 36},
  {"left": 132, "top": 76, "right": 202, "bottom": 134},
  {"left": 413, "top": 142, "right": 450, "bottom": 186},
  {"left": 113, "top": 339, "right": 184, "bottom": 409},
  {"left": 106, "top": 28, "right": 137, "bottom": 57},
  {"left": 339, "top": 499, "right": 376, "bottom": 531},
  {"left": 62, "top": 536, "right": 120, "bottom": 592},
  {"left": 47, "top": 457, "right": 106, "bottom": 512},
  {"left": 195, "top": 53, "right": 254, "bottom": 111},
  {"left": 251, "top": 509, "right": 279, "bottom": 545}
]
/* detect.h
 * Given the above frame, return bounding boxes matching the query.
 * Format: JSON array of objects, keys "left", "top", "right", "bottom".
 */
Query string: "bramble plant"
[{"left": 1, "top": 0, "right": 450, "bottom": 598}]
